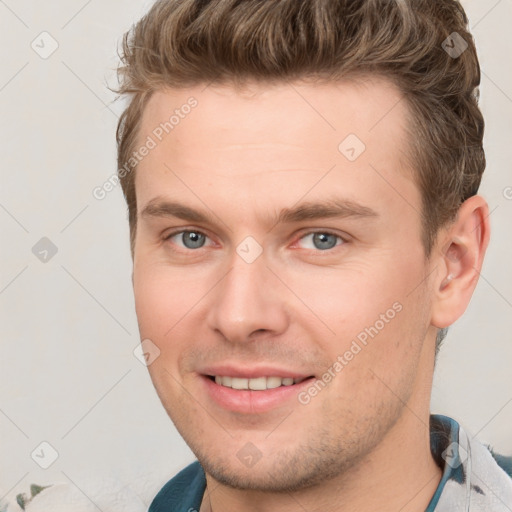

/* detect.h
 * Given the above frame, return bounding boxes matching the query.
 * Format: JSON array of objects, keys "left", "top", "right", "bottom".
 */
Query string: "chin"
[{"left": 189, "top": 437, "right": 367, "bottom": 493}]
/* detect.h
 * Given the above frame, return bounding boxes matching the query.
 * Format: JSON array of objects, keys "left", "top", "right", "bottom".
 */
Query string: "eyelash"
[{"left": 162, "top": 228, "right": 347, "bottom": 253}]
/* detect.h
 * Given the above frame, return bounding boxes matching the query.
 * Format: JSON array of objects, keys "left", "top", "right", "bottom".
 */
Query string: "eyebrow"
[{"left": 140, "top": 196, "right": 379, "bottom": 228}]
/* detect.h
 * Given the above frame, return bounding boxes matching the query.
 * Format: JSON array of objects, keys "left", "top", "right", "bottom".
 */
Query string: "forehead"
[
  {"left": 135, "top": 76, "right": 418, "bottom": 220},
  {"left": 139, "top": 76, "right": 411, "bottom": 158}
]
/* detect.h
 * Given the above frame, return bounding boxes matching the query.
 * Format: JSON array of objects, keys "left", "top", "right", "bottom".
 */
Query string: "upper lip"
[{"left": 199, "top": 364, "right": 314, "bottom": 379}]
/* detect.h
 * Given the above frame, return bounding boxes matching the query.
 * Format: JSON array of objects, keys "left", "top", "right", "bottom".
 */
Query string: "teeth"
[
  {"left": 231, "top": 377, "right": 249, "bottom": 390},
  {"left": 212, "top": 375, "right": 306, "bottom": 390},
  {"left": 266, "top": 376, "right": 282, "bottom": 389},
  {"left": 249, "top": 376, "right": 267, "bottom": 390}
]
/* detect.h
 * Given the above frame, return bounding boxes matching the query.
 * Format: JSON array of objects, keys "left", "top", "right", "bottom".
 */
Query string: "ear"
[{"left": 430, "top": 195, "right": 491, "bottom": 329}]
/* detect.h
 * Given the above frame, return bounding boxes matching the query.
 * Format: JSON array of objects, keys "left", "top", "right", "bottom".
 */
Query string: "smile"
[
  {"left": 209, "top": 375, "right": 309, "bottom": 390},
  {"left": 202, "top": 373, "right": 316, "bottom": 413}
]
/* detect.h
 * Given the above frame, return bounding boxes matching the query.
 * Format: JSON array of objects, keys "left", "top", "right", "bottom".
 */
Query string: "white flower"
[
  {"left": 1, "top": 478, "right": 147, "bottom": 512},
  {"left": 26, "top": 481, "right": 147, "bottom": 512}
]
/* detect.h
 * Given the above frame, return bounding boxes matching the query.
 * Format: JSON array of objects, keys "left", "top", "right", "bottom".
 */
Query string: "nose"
[{"left": 206, "top": 251, "right": 289, "bottom": 344}]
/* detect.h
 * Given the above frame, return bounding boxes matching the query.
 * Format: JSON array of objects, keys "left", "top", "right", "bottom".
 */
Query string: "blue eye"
[
  {"left": 164, "top": 230, "right": 345, "bottom": 253},
  {"left": 297, "top": 232, "right": 344, "bottom": 251},
  {"left": 166, "top": 230, "right": 208, "bottom": 249}
]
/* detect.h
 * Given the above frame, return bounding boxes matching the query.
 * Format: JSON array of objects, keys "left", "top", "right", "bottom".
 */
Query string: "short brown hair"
[{"left": 113, "top": 0, "right": 485, "bottom": 261}]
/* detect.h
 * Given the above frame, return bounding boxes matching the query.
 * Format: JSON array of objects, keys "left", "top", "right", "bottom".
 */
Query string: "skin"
[{"left": 131, "top": 76, "right": 490, "bottom": 512}]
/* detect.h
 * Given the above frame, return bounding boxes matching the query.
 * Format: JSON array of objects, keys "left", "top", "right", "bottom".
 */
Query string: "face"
[{"left": 132, "top": 77, "right": 437, "bottom": 491}]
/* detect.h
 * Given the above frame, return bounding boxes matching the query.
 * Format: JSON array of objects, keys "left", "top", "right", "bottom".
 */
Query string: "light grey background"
[{"left": 1, "top": 0, "right": 511, "bottom": 508}]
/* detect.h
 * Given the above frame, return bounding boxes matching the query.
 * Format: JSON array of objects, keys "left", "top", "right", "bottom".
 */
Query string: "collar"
[{"left": 426, "top": 414, "right": 512, "bottom": 511}]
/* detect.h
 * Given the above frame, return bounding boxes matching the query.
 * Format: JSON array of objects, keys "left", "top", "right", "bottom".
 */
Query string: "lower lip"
[{"left": 201, "top": 375, "right": 316, "bottom": 414}]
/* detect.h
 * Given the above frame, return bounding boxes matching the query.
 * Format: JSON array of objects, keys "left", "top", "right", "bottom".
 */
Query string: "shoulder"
[
  {"left": 149, "top": 460, "right": 206, "bottom": 512},
  {"left": 427, "top": 414, "right": 512, "bottom": 511},
  {"left": 489, "top": 449, "right": 512, "bottom": 478}
]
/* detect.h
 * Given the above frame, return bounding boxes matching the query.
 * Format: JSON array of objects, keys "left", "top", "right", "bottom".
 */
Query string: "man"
[{"left": 113, "top": 0, "right": 512, "bottom": 510}]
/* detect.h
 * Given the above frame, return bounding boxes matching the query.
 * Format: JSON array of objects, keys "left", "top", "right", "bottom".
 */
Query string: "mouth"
[
  {"left": 206, "top": 375, "right": 311, "bottom": 390},
  {"left": 201, "top": 373, "right": 317, "bottom": 413}
]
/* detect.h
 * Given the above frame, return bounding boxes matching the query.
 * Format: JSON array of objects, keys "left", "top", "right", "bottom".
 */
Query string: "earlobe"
[{"left": 430, "top": 195, "right": 491, "bottom": 328}]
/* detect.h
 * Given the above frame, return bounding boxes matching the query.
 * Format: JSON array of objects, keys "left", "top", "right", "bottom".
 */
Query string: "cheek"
[
  {"left": 132, "top": 264, "right": 216, "bottom": 381},
  {"left": 133, "top": 269, "right": 190, "bottom": 387},
  {"left": 133, "top": 273, "right": 171, "bottom": 337},
  {"left": 133, "top": 264, "right": 203, "bottom": 336},
  {"left": 288, "top": 256, "right": 428, "bottom": 364},
  {"left": 281, "top": 262, "right": 397, "bottom": 332}
]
